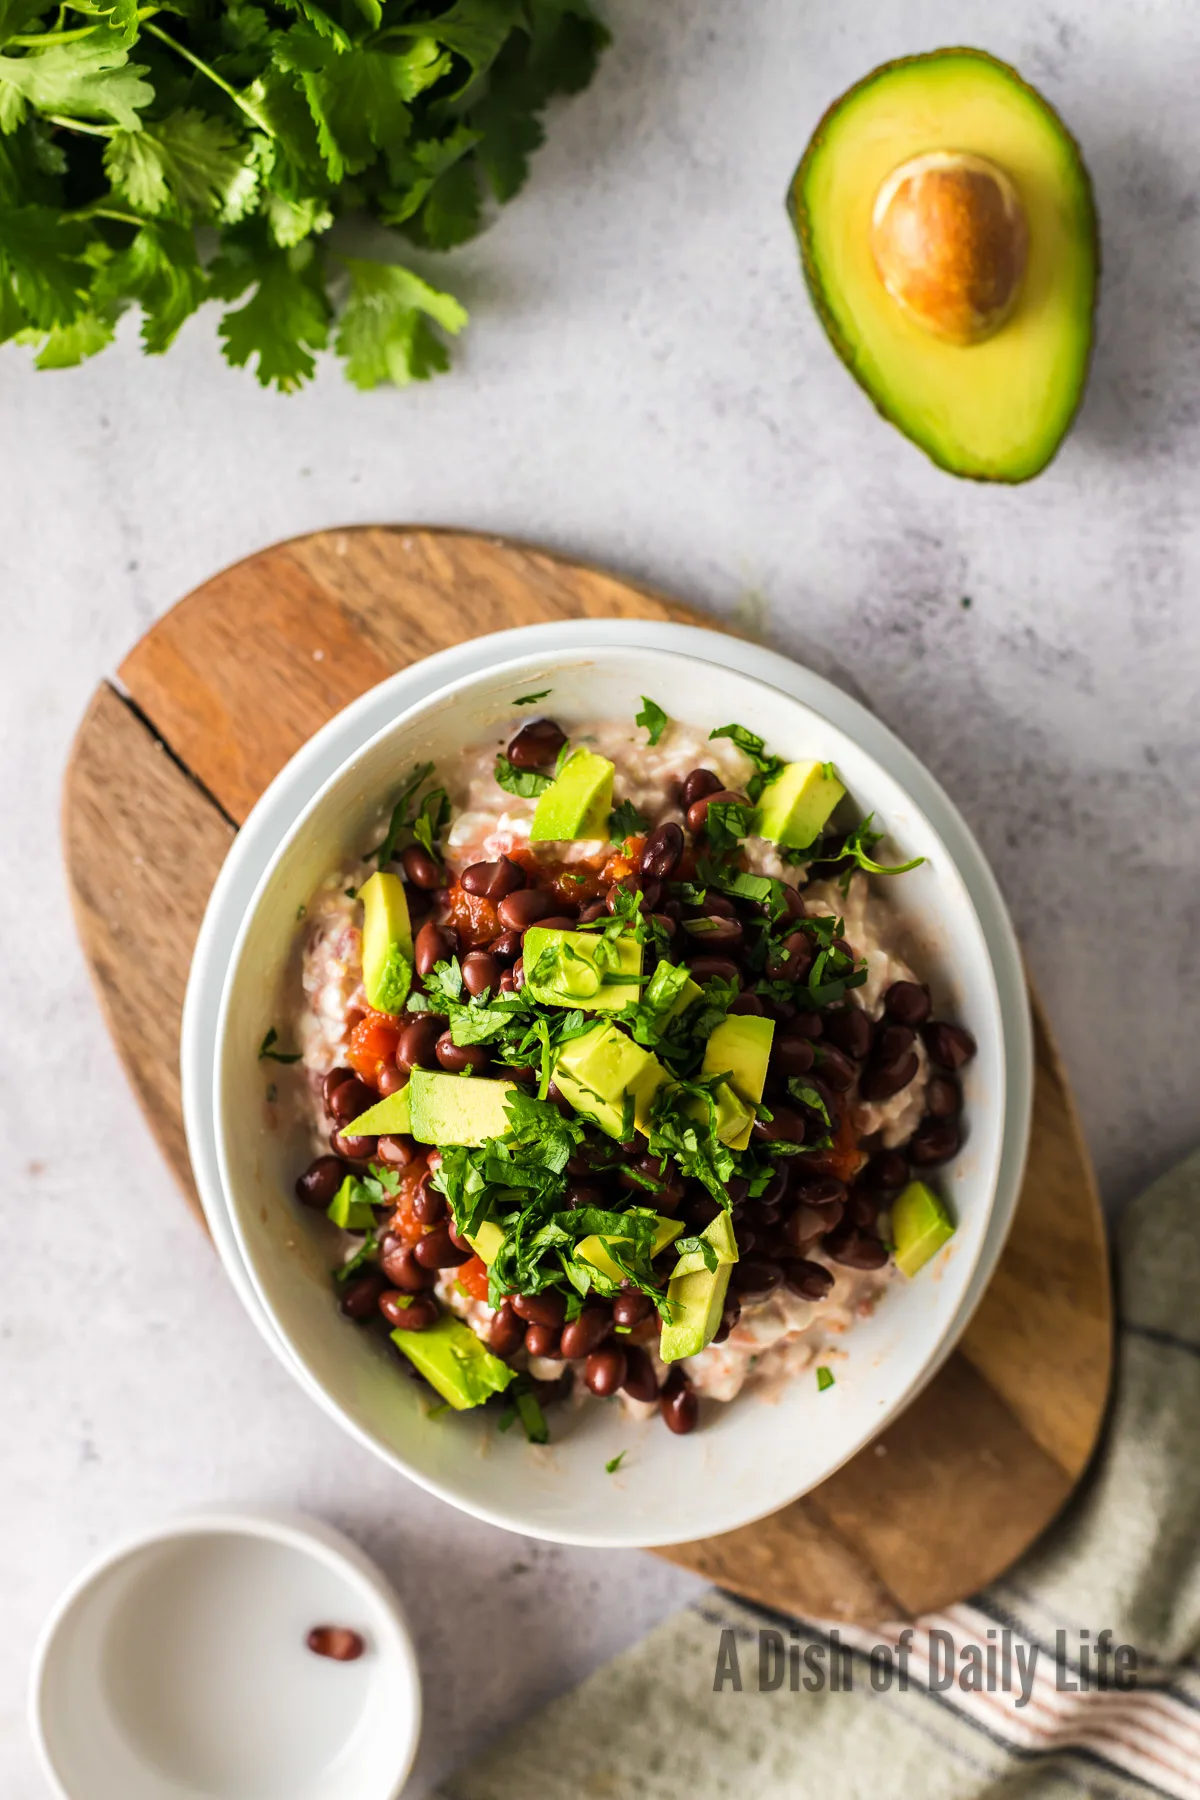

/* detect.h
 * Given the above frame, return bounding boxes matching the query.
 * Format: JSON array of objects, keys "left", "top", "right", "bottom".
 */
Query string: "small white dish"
[
  {"left": 30, "top": 1511, "right": 421, "bottom": 1800},
  {"left": 199, "top": 633, "right": 1032, "bottom": 1548}
]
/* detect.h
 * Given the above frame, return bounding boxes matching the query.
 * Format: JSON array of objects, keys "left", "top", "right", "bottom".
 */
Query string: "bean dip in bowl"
[{"left": 214, "top": 645, "right": 1029, "bottom": 1547}]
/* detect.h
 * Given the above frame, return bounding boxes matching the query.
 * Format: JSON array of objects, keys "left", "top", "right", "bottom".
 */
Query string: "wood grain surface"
[{"left": 64, "top": 525, "right": 1113, "bottom": 1623}]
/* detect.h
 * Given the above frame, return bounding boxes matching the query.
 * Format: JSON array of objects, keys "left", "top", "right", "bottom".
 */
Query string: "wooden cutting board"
[{"left": 64, "top": 525, "right": 1112, "bottom": 1623}]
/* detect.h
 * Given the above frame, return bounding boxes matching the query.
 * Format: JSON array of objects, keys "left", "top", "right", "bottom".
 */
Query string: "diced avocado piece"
[
  {"left": 790, "top": 49, "right": 1097, "bottom": 482},
  {"left": 709, "top": 1083, "right": 756, "bottom": 1150},
  {"left": 576, "top": 1213, "right": 683, "bottom": 1283},
  {"left": 670, "top": 1209, "right": 739, "bottom": 1278},
  {"left": 344, "top": 1084, "right": 411, "bottom": 1137},
  {"left": 327, "top": 1176, "right": 375, "bottom": 1231},
  {"left": 643, "top": 960, "right": 703, "bottom": 1025},
  {"left": 553, "top": 1022, "right": 669, "bottom": 1139},
  {"left": 523, "top": 927, "right": 642, "bottom": 1012},
  {"left": 530, "top": 748, "right": 615, "bottom": 841},
  {"left": 465, "top": 1219, "right": 505, "bottom": 1266},
  {"left": 359, "top": 871, "right": 413, "bottom": 1013},
  {"left": 407, "top": 1071, "right": 516, "bottom": 1147},
  {"left": 756, "top": 761, "right": 846, "bottom": 850},
  {"left": 390, "top": 1312, "right": 514, "bottom": 1410},
  {"left": 892, "top": 1180, "right": 956, "bottom": 1277},
  {"left": 700, "top": 1014, "right": 775, "bottom": 1152}
]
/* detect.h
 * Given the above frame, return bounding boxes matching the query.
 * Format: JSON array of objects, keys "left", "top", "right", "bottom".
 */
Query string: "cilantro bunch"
[{"left": 0, "top": 0, "right": 608, "bottom": 388}]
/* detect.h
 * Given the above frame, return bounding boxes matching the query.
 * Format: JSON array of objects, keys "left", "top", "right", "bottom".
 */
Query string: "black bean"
[
  {"left": 683, "top": 915, "right": 744, "bottom": 949},
  {"left": 769, "top": 1033, "right": 812, "bottom": 1079},
  {"left": 307, "top": 1626, "right": 366, "bottom": 1662},
  {"left": 620, "top": 1345, "right": 660, "bottom": 1403},
  {"left": 660, "top": 1370, "right": 698, "bottom": 1434},
  {"left": 381, "top": 1289, "right": 439, "bottom": 1331},
  {"left": 909, "top": 1118, "right": 961, "bottom": 1166},
  {"left": 791, "top": 1010, "right": 823, "bottom": 1040},
  {"left": 435, "top": 1031, "right": 489, "bottom": 1074},
  {"left": 926, "top": 1075, "right": 962, "bottom": 1119},
  {"left": 822, "top": 1008, "right": 872, "bottom": 1059},
  {"left": 825, "top": 1228, "right": 889, "bottom": 1271},
  {"left": 339, "top": 1273, "right": 385, "bottom": 1320},
  {"left": 295, "top": 1155, "right": 348, "bottom": 1209},
  {"left": 765, "top": 931, "right": 814, "bottom": 984},
  {"left": 414, "top": 921, "right": 452, "bottom": 979},
  {"left": 859, "top": 1051, "right": 920, "bottom": 1102},
  {"left": 375, "top": 1132, "right": 418, "bottom": 1169},
  {"left": 885, "top": 980, "right": 932, "bottom": 1027},
  {"left": 751, "top": 1105, "right": 806, "bottom": 1145},
  {"left": 924, "top": 1021, "right": 977, "bottom": 1071},
  {"left": 875, "top": 1022, "right": 916, "bottom": 1063},
  {"left": 816, "top": 1044, "right": 859, "bottom": 1092},
  {"left": 322, "top": 1067, "right": 356, "bottom": 1113},
  {"left": 525, "top": 1323, "right": 563, "bottom": 1359},
  {"left": 864, "top": 1150, "right": 909, "bottom": 1192},
  {"left": 607, "top": 875, "right": 662, "bottom": 914},
  {"left": 497, "top": 887, "right": 557, "bottom": 932},
  {"left": 560, "top": 1305, "right": 612, "bottom": 1360},
  {"left": 639, "top": 822, "right": 684, "bottom": 880},
  {"left": 330, "top": 1128, "right": 376, "bottom": 1163},
  {"left": 584, "top": 1346, "right": 627, "bottom": 1396},
  {"left": 712, "top": 1294, "right": 741, "bottom": 1344},
  {"left": 401, "top": 843, "right": 441, "bottom": 890},
  {"left": 511, "top": 1291, "right": 567, "bottom": 1329},
  {"left": 728, "top": 992, "right": 765, "bottom": 1016},
  {"left": 376, "top": 1065, "right": 407, "bottom": 1098},
  {"left": 687, "top": 955, "right": 743, "bottom": 988},
  {"left": 413, "top": 1226, "right": 471, "bottom": 1270},
  {"left": 576, "top": 900, "right": 608, "bottom": 923},
  {"left": 681, "top": 768, "right": 722, "bottom": 808},
  {"left": 328, "top": 1076, "right": 376, "bottom": 1127},
  {"left": 489, "top": 1302, "right": 526, "bottom": 1358},
  {"left": 791, "top": 1175, "right": 847, "bottom": 1209},
  {"left": 396, "top": 1014, "right": 447, "bottom": 1071},
  {"left": 731, "top": 1258, "right": 782, "bottom": 1296},
  {"left": 487, "top": 929, "right": 523, "bottom": 963},
  {"left": 612, "top": 1289, "right": 654, "bottom": 1329},
  {"left": 461, "top": 951, "right": 502, "bottom": 997},
  {"left": 850, "top": 1189, "right": 880, "bottom": 1228},
  {"left": 411, "top": 1183, "right": 446, "bottom": 1225},
  {"left": 691, "top": 892, "right": 737, "bottom": 920},
  {"left": 378, "top": 1235, "right": 438, "bottom": 1291},
  {"left": 783, "top": 1259, "right": 835, "bottom": 1301},
  {"left": 506, "top": 718, "right": 566, "bottom": 769},
  {"left": 462, "top": 857, "right": 526, "bottom": 902}
]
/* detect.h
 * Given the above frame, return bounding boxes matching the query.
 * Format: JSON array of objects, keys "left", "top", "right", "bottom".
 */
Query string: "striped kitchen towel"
[{"left": 438, "top": 1152, "right": 1200, "bottom": 1799}]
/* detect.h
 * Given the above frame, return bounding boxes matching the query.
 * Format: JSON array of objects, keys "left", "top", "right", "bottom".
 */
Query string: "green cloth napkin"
[{"left": 438, "top": 1154, "right": 1200, "bottom": 1800}]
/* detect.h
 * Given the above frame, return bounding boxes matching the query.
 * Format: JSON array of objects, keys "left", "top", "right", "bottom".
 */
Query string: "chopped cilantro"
[
  {"left": 344, "top": 886, "right": 358, "bottom": 900},
  {"left": 636, "top": 697, "right": 668, "bottom": 745},
  {"left": 514, "top": 690, "right": 552, "bottom": 705},
  {"left": 817, "top": 1366, "right": 835, "bottom": 1392},
  {"left": 609, "top": 798, "right": 650, "bottom": 840},
  {"left": 709, "top": 723, "right": 787, "bottom": 802},
  {"left": 837, "top": 816, "right": 925, "bottom": 882},
  {"left": 605, "top": 1451, "right": 626, "bottom": 1474},
  {"left": 494, "top": 755, "right": 555, "bottom": 798},
  {"left": 258, "top": 1027, "right": 301, "bottom": 1064},
  {"left": 516, "top": 1389, "right": 549, "bottom": 1445},
  {"left": 295, "top": 903, "right": 307, "bottom": 921},
  {"left": 703, "top": 800, "right": 758, "bottom": 853},
  {"left": 374, "top": 763, "right": 437, "bottom": 867}
]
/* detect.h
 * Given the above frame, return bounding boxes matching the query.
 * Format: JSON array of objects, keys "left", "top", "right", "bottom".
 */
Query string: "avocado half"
[{"left": 790, "top": 48, "right": 1099, "bottom": 482}]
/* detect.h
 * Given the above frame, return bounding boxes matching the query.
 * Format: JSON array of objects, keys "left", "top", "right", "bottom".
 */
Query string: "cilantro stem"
[
  {"left": 65, "top": 204, "right": 146, "bottom": 226},
  {"left": 10, "top": 6, "right": 159, "bottom": 44},
  {"left": 144, "top": 21, "right": 276, "bottom": 136},
  {"left": 43, "top": 114, "right": 117, "bottom": 136}
]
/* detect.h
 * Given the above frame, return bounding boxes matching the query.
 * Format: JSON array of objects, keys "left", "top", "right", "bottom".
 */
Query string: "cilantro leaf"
[
  {"left": 336, "top": 257, "right": 468, "bottom": 389},
  {"left": 635, "top": 697, "right": 667, "bottom": 745},
  {"left": 374, "top": 761, "right": 437, "bottom": 866},
  {"left": 816, "top": 1366, "right": 835, "bottom": 1392},
  {"left": 104, "top": 110, "right": 255, "bottom": 220},
  {"left": 494, "top": 754, "right": 553, "bottom": 798},
  {"left": 605, "top": 1451, "right": 626, "bottom": 1474},
  {"left": 704, "top": 799, "right": 758, "bottom": 854},
  {"left": 608, "top": 797, "right": 649, "bottom": 840},
  {"left": 837, "top": 815, "right": 925, "bottom": 881},
  {"left": 258, "top": 1026, "right": 302, "bottom": 1063},
  {"left": 0, "top": 202, "right": 89, "bottom": 328},
  {"left": 212, "top": 231, "right": 330, "bottom": 392},
  {"left": 709, "top": 723, "right": 786, "bottom": 803},
  {"left": 0, "top": 30, "right": 152, "bottom": 133},
  {"left": 514, "top": 689, "right": 551, "bottom": 705}
]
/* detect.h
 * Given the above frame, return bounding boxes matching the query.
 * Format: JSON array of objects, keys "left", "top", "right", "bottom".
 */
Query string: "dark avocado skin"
[{"left": 789, "top": 47, "right": 1100, "bottom": 484}]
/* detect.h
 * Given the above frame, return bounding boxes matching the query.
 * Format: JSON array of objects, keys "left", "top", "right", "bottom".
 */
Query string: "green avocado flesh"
[
  {"left": 660, "top": 1213, "right": 740, "bottom": 1362},
  {"left": 346, "top": 1085, "right": 411, "bottom": 1137},
  {"left": 522, "top": 927, "right": 642, "bottom": 1011},
  {"left": 892, "top": 1180, "right": 956, "bottom": 1277},
  {"left": 758, "top": 761, "right": 845, "bottom": 849},
  {"left": 359, "top": 871, "right": 413, "bottom": 1013},
  {"left": 700, "top": 1014, "right": 775, "bottom": 1151},
  {"left": 790, "top": 48, "right": 1098, "bottom": 482},
  {"left": 407, "top": 1071, "right": 516, "bottom": 1146},
  {"left": 576, "top": 1214, "right": 683, "bottom": 1284},
  {"left": 530, "top": 748, "right": 614, "bottom": 841},
  {"left": 553, "top": 1022, "right": 669, "bottom": 1139},
  {"left": 390, "top": 1312, "right": 514, "bottom": 1410}
]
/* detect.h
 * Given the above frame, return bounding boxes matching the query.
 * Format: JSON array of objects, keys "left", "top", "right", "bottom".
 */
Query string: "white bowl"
[
  {"left": 208, "top": 638, "right": 1031, "bottom": 1547},
  {"left": 30, "top": 1510, "right": 421, "bottom": 1800}
]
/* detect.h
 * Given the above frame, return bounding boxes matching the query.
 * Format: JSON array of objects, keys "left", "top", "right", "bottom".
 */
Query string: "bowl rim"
[
  {"left": 204, "top": 630, "right": 1032, "bottom": 1547},
  {"left": 29, "top": 1507, "right": 422, "bottom": 1800}
]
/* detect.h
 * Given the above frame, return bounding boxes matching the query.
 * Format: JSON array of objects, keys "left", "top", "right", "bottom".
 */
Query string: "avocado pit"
[{"left": 870, "top": 150, "right": 1029, "bottom": 346}]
